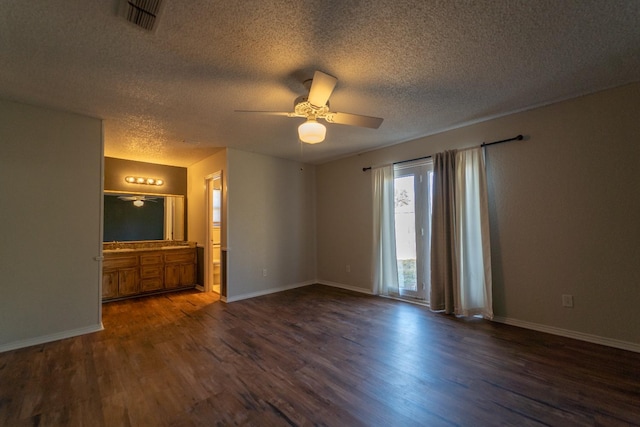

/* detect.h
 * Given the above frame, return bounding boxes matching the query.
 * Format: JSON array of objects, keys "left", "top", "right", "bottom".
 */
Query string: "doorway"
[
  {"left": 393, "top": 161, "right": 433, "bottom": 301},
  {"left": 205, "top": 172, "right": 223, "bottom": 294}
]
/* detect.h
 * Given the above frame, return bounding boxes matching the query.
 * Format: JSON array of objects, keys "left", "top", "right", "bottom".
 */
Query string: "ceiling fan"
[
  {"left": 235, "top": 71, "right": 384, "bottom": 144},
  {"left": 118, "top": 195, "right": 158, "bottom": 207}
]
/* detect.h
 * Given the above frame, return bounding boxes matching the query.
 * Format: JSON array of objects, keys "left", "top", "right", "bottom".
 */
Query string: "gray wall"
[
  {"left": 226, "top": 149, "right": 317, "bottom": 300},
  {"left": 188, "top": 148, "right": 317, "bottom": 301},
  {"left": 316, "top": 83, "right": 640, "bottom": 348},
  {"left": 0, "top": 99, "right": 103, "bottom": 351}
]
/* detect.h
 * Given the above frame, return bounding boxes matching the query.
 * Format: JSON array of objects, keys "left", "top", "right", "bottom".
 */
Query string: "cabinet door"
[
  {"left": 102, "top": 270, "right": 118, "bottom": 299},
  {"left": 118, "top": 267, "right": 139, "bottom": 296},
  {"left": 165, "top": 264, "right": 181, "bottom": 288},
  {"left": 180, "top": 263, "right": 196, "bottom": 286},
  {"left": 141, "top": 277, "right": 163, "bottom": 292}
]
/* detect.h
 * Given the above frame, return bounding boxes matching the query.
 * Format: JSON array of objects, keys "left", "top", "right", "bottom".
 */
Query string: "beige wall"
[
  {"left": 226, "top": 149, "right": 317, "bottom": 300},
  {"left": 0, "top": 99, "right": 103, "bottom": 351},
  {"left": 316, "top": 83, "right": 640, "bottom": 347},
  {"left": 187, "top": 149, "right": 228, "bottom": 249}
]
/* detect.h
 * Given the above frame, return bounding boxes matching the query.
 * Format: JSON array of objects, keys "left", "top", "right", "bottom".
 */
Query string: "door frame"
[{"left": 204, "top": 171, "right": 222, "bottom": 293}]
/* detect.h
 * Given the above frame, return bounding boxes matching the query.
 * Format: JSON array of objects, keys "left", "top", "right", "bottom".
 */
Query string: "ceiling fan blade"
[
  {"left": 234, "top": 110, "right": 294, "bottom": 117},
  {"left": 325, "top": 112, "right": 384, "bottom": 129},
  {"left": 308, "top": 71, "right": 338, "bottom": 107}
]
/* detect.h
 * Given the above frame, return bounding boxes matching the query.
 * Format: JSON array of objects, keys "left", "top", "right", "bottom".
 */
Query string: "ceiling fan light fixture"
[
  {"left": 133, "top": 200, "right": 144, "bottom": 207},
  {"left": 298, "top": 119, "right": 326, "bottom": 144}
]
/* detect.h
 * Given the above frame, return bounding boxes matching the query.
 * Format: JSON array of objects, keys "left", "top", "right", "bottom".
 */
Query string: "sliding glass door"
[{"left": 393, "top": 161, "right": 433, "bottom": 301}]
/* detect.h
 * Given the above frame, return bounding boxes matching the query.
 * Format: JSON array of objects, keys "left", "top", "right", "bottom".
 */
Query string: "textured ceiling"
[{"left": 1, "top": 0, "right": 639, "bottom": 167}]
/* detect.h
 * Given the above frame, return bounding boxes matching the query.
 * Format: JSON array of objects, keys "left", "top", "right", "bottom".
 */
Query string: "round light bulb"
[{"left": 298, "top": 119, "right": 326, "bottom": 144}]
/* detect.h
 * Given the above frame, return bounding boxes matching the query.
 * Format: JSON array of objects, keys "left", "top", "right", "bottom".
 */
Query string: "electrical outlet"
[
  {"left": 346, "top": 265, "right": 351, "bottom": 273},
  {"left": 562, "top": 294, "right": 574, "bottom": 308},
  {"left": 262, "top": 268, "right": 267, "bottom": 277}
]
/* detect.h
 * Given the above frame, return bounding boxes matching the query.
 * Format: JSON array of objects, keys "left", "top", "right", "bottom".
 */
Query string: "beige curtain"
[
  {"left": 430, "top": 147, "right": 493, "bottom": 318},
  {"left": 456, "top": 148, "right": 493, "bottom": 318},
  {"left": 372, "top": 165, "right": 399, "bottom": 296}
]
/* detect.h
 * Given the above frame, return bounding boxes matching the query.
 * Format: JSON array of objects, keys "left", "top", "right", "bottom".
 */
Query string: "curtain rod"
[{"left": 362, "top": 134, "right": 523, "bottom": 172}]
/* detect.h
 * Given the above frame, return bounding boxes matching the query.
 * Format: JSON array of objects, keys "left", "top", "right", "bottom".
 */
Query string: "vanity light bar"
[{"left": 125, "top": 176, "right": 164, "bottom": 186}]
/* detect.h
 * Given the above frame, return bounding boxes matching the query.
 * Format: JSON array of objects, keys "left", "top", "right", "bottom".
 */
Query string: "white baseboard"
[
  {"left": 492, "top": 316, "right": 640, "bottom": 353},
  {"left": 316, "top": 280, "right": 375, "bottom": 295},
  {"left": 0, "top": 323, "right": 104, "bottom": 353},
  {"left": 225, "top": 280, "right": 315, "bottom": 303}
]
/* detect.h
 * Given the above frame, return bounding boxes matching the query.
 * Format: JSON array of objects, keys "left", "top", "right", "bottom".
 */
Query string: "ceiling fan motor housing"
[{"left": 294, "top": 95, "right": 330, "bottom": 119}]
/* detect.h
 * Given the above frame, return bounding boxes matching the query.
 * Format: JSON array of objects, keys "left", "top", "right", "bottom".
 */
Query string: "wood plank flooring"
[{"left": 1, "top": 284, "right": 639, "bottom": 426}]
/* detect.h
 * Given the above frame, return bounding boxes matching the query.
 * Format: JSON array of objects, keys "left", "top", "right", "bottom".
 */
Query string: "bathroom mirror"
[{"left": 103, "top": 192, "right": 185, "bottom": 242}]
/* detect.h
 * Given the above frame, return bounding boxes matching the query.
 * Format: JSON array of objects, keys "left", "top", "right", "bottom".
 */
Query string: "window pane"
[
  {"left": 394, "top": 176, "right": 417, "bottom": 291},
  {"left": 213, "top": 189, "right": 221, "bottom": 225}
]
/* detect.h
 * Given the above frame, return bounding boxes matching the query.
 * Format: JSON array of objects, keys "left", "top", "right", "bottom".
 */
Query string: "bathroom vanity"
[{"left": 102, "top": 241, "right": 197, "bottom": 301}]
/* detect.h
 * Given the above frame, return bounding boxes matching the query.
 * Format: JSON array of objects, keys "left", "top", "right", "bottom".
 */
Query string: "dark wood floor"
[{"left": 1, "top": 285, "right": 639, "bottom": 426}]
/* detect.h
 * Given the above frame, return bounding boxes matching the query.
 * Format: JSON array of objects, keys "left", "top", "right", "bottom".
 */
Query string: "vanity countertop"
[{"left": 103, "top": 240, "right": 196, "bottom": 254}]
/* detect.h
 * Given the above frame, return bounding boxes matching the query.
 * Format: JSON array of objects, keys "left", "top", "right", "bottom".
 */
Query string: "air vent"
[{"left": 123, "top": 0, "right": 163, "bottom": 31}]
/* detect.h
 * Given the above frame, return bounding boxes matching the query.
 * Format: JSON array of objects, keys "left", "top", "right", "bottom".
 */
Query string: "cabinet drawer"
[
  {"left": 140, "top": 253, "right": 163, "bottom": 265},
  {"left": 164, "top": 250, "right": 195, "bottom": 264},
  {"left": 103, "top": 256, "right": 138, "bottom": 269},
  {"left": 140, "top": 265, "right": 163, "bottom": 278}
]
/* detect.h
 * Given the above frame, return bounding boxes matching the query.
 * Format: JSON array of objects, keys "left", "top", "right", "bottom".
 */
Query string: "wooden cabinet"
[
  {"left": 164, "top": 249, "right": 196, "bottom": 288},
  {"left": 102, "top": 247, "right": 197, "bottom": 301}
]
